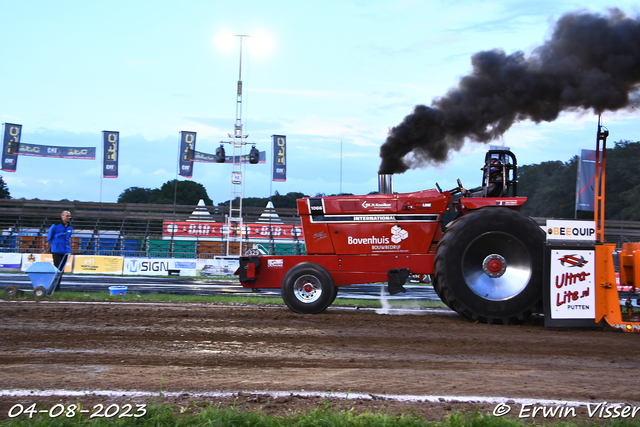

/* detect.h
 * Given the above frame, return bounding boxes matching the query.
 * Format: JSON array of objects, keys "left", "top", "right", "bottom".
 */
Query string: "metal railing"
[{"left": 0, "top": 199, "right": 305, "bottom": 257}]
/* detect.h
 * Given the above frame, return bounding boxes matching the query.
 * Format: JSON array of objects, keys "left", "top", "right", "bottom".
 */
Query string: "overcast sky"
[{"left": 2, "top": 0, "right": 639, "bottom": 205}]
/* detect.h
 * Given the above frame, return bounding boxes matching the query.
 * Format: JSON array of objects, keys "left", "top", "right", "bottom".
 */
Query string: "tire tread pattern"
[{"left": 433, "top": 208, "right": 544, "bottom": 324}]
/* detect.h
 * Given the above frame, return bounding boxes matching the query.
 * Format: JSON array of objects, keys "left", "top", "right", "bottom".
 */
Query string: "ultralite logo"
[{"left": 559, "top": 254, "right": 589, "bottom": 267}]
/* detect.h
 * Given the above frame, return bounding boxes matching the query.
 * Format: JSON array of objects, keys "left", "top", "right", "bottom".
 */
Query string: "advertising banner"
[
  {"left": 546, "top": 220, "right": 596, "bottom": 242},
  {"left": 123, "top": 257, "right": 197, "bottom": 276},
  {"left": 0, "top": 253, "right": 22, "bottom": 269},
  {"left": 576, "top": 149, "right": 596, "bottom": 211},
  {"left": 548, "top": 249, "right": 595, "bottom": 319},
  {"left": 2, "top": 123, "right": 21, "bottom": 172},
  {"left": 272, "top": 135, "right": 286, "bottom": 182},
  {"left": 179, "top": 131, "right": 196, "bottom": 178},
  {"left": 197, "top": 257, "right": 240, "bottom": 277},
  {"left": 17, "top": 143, "right": 96, "bottom": 159},
  {"left": 21, "top": 254, "right": 74, "bottom": 273},
  {"left": 164, "top": 221, "right": 304, "bottom": 241},
  {"left": 102, "top": 131, "right": 119, "bottom": 178},
  {"left": 21, "top": 253, "right": 41, "bottom": 271},
  {"left": 188, "top": 149, "right": 266, "bottom": 164},
  {"left": 72, "top": 255, "right": 124, "bottom": 274}
]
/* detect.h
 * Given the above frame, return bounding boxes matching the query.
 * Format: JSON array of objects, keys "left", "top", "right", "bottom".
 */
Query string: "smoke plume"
[{"left": 379, "top": 9, "right": 640, "bottom": 174}]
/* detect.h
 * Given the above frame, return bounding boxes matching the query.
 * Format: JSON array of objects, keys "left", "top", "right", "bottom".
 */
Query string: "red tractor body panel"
[
  {"left": 239, "top": 253, "right": 435, "bottom": 289},
  {"left": 238, "top": 151, "right": 530, "bottom": 300},
  {"left": 239, "top": 189, "right": 527, "bottom": 290},
  {"left": 299, "top": 189, "right": 449, "bottom": 256}
]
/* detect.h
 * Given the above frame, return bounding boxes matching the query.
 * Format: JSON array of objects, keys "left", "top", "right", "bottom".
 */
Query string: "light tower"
[{"left": 222, "top": 34, "right": 253, "bottom": 256}]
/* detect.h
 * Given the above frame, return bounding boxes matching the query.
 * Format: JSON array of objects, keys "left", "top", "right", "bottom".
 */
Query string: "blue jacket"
[{"left": 47, "top": 223, "right": 73, "bottom": 254}]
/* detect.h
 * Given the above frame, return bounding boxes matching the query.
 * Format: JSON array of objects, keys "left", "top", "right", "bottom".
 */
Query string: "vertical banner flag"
[
  {"left": 576, "top": 149, "right": 596, "bottom": 212},
  {"left": 102, "top": 131, "right": 119, "bottom": 178},
  {"left": 272, "top": 135, "right": 286, "bottom": 182},
  {"left": 179, "top": 131, "right": 196, "bottom": 178},
  {"left": 1, "top": 123, "right": 21, "bottom": 173}
]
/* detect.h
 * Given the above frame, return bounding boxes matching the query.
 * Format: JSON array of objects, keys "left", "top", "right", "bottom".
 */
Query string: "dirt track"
[{"left": 1, "top": 300, "right": 639, "bottom": 422}]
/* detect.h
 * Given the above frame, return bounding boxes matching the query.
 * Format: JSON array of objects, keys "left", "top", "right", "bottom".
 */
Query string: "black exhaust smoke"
[{"left": 379, "top": 9, "right": 640, "bottom": 174}]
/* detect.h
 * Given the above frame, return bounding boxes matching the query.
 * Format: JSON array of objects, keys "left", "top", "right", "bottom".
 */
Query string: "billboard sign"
[
  {"left": 179, "top": 131, "right": 196, "bottom": 178},
  {"left": 123, "top": 257, "right": 197, "bottom": 276},
  {"left": 17, "top": 143, "right": 96, "bottom": 159},
  {"left": 576, "top": 149, "right": 596, "bottom": 211},
  {"left": 164, "top": 221, "right": 303, "bottom": 241},
  {"left": 2, "top": 123, "right": 21, "bottom": 172},
  {"left": 103, "top": 131, "right": 119, "bottom": 178},
  {"left": 549, "top": 249, "right": 595, "bottom": 319},
  {"left": 272, "top": 135, "right": 286, "bottom": 182},
  {"left": 188, "top": 149, "right": 266, "bottom": 164}
]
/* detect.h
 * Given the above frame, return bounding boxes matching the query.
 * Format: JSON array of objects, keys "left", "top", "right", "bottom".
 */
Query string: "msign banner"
[
  {"left": 123, "top": 257, "right": 197, "bottom": 276},
  {"left": 1, "top": 123, "right": 21, "bottom": 172}
]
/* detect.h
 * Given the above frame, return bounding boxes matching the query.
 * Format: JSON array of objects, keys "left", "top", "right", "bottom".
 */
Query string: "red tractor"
[{"left": 239, "top": 150, "right": 545, "bottom": 324}]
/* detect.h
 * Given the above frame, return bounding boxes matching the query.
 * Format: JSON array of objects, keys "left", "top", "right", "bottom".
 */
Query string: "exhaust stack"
[{"left": 378, "top": 174, "right": 394, "bottom": 194}]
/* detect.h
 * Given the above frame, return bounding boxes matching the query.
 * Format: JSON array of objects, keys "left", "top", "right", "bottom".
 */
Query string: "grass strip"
[{"left": 4, "top": 402, "right": 639, "bottom": 427}]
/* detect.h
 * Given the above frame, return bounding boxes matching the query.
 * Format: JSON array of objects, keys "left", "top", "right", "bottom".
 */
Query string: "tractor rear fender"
[{"left": 454, "top": 197, "right": 527, "bottom": 215}]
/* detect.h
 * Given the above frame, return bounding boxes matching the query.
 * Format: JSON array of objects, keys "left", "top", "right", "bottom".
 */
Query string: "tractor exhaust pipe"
[{"left": 378, "top": 174, "right": 394, "bottom": 194}]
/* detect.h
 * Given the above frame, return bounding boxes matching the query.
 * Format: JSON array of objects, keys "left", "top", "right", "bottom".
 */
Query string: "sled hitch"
[
  {"left": 387, "top": 268, "right": 409, "bottom": 295},
  {"left": 238, "top": 256, "right": 261, "bottom": 282}
]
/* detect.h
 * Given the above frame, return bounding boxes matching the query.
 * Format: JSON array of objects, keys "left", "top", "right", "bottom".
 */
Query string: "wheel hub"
[
  {"left": 483, "top": 254, "right": 507, "bottom": 278},
  {"left": 462, "top": 232, "right": 532, "bottom": 301},
  {"left": 293, "top": 275, "right": 322, "bottom": 303}
]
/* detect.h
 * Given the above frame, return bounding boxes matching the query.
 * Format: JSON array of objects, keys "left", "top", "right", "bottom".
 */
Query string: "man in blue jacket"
[{"left": 47, "top": 210, "right": 73, "bottom": 291}]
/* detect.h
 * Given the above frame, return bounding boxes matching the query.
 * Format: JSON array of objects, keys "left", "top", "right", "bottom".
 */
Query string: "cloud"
[{"left": 250, "top": 88, "right": 349, "bottom": 98}]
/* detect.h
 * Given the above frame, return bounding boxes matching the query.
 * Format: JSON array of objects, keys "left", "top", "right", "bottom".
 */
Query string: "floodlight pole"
[{"left": 224, "top": 35, "right": 253, "bottom": 256}]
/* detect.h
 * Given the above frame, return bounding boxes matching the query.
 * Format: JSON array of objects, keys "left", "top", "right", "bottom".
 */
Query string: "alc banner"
[
  {"left": 103, "top": 131, "right": 119, "bottom": 178},
  {"left": 1, "top": 123, "right": 21, "bottom": 172},
  {"left": 179, "top": 131, "right": 196, "bottom": 178},
  {"left": 17, "top": 143, "right": 96, "bottom": 159},
  {"left": 272, "top": 135, "right": 286, "bottom": 182},
  {"left": 188, "top": 149, "right": 266, "bottom": 164}
]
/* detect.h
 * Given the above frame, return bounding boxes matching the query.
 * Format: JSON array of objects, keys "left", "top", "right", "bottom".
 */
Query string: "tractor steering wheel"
[{"left": 447, "top": 178, "right": 463, "bottom": 195}]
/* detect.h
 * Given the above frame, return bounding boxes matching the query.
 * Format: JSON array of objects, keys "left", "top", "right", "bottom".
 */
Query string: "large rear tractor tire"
[
  {"left": 433, "top": 208, "right": 545, "bottom": 324},
  {"left": 281, "top": 262, "right": 336, "bottom": 314}
]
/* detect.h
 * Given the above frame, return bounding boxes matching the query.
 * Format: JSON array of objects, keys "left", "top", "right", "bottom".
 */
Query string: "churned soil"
[{"left": 1, "top": 300, "right": 639, "bottom": 423}]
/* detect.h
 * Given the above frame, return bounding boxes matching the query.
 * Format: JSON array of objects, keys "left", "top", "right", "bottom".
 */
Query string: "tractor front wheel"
[
  {"left": 281, "top": 262, "right": 336, "bottom": 314},
  {"left": 433, "top": 207, "right": 544, "bottom": 324}
]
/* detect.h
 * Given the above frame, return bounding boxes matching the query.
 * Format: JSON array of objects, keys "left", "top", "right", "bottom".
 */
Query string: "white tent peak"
[
  {"left": 187, "top": 199, "right": 213, "bottom": 222},
  {"left": 258, "top": 201, "right": 283, "bottom": 223}
]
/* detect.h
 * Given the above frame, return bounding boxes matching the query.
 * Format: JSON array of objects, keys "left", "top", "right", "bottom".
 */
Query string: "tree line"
[
  {"left": 517, "top": 140, "right": 640, "bottom": 220},
  {"left": 2, "top": 140, "right": 637, "bottom": 220}
]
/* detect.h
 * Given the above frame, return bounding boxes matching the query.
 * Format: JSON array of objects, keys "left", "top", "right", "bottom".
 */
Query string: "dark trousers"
[{"left": 52, "top": 253, "right": 67, "bottom": 291}]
